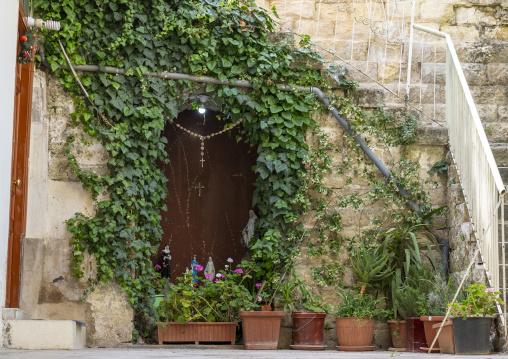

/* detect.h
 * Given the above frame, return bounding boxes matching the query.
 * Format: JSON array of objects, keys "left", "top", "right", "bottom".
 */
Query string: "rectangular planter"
[
  {"left": 157, "top": 322, "right": 237, "bottom": 345},
  {"left": 451, "top": 317, "right": 492, "bottom": 355}
]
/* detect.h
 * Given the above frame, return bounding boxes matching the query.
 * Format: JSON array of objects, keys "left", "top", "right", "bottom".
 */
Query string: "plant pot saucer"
[
  {"left": 388, "top": 347, "right": 406, "bottom": 352},
  {"left": 290, "top": 344, "right": 327, "bottom": 350},
  {"left": 420, "top": 346, "right": 440, "bottom": 353},
  {"left": 337, "top": 345, "right": 375, "bottom": 351}
]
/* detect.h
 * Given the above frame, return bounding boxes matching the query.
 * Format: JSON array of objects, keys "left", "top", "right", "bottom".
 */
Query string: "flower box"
[{"left": 157, "top": 322, "right": 237, "bottom": 345}]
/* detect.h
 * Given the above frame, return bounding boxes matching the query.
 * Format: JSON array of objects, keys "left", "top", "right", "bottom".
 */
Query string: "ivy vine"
[{"left": 35, "top": 0, "right": 437, "bottom": 333}]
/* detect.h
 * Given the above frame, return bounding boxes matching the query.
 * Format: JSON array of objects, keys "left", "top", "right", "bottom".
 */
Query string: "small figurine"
[
  {"left": 204, "top": 256, "right": 215, "bottom": 279},
  {"left": 161, "top": 244, "right": 171, "bottom": 279},
  {"left": 191, "top": 255, "right": 199, "bottom": 284},
  {"left": 242, "top": 210, "right": 258, "bottom": 247}
]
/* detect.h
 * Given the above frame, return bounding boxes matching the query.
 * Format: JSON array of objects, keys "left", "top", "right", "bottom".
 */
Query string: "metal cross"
[
  {"left": 200, "top": 157, "right": 205, "bottom": 167},
  {"left": 195, "top": 183, "right": 204, "bottom": 197}
]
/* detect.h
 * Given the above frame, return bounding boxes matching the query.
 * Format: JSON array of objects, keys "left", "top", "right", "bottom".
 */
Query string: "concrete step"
[
  {"left": 3, "top": 320, "right": 86, "bottom": 349},
  {"left": 2, "top": 308, "right": 32, "bottom": 320}
]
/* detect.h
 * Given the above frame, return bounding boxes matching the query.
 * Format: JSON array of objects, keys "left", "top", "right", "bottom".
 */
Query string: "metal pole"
[{"left": 405, "top": 0, "right": 416, "bottom": 105}]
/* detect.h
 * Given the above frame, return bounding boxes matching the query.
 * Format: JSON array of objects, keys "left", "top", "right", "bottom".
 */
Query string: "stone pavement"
[{"left": 1, "top": 348, "right": 508, "bottom": 359}]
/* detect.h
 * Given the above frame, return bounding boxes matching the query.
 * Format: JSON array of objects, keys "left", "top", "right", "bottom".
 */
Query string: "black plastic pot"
[{"left": 451, "top": 317, "right": 492, "bottom": 354}]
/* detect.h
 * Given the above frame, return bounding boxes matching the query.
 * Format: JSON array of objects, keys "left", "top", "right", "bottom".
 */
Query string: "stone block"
[
  {"left": 419, "top": 0, "right": 454, "bottom": 23},
  {"left": 299, "top": 19, "right": 336, "bottom": 39},
  {"left": 491, "top": 143, "right": 508, "bottom": 166},
  {"left": 271, "top": 0, "right": 316, "bottom": 19},
  {"left": 345, "top": 60, "right": 378, "bottom": 82},
  {"left": 440, "top": 25, "right": 480, "bottom": 41},
  {"left": 355, "top": 86, "right": 386, "bottom": 107},
  {"left": 456, "top": 7, "right": 478, "bottom": 25},
  {"left": 373, "top": 320, "right": 391, "bottom": 349},
  {"left": 498, "top": 105, "right": 508, "bottom": 123},
  {"left": 485, "top": 122, "right": 508, "bottom": 142},
  {"left": 408, "top": 83, "right": 446, "bottom": 105},
  {"left": 475, "top": 104, "right": 498, "bottom": 123},
  {"left": 419, "top": 104, "right": 446, "bottom": 125},
  {"left": 484, "top": 26, "right": 508, "bottom": 41},
  {"left": 421, "top": 63, "right": 446, "bottom": 85},
  {"left": 461, "top": 63, "right": 488, "bottom": 86},
  {"left": 19, "top": 237, "right": 44, "bottom": 314},
  {"left": 4, "top": 320, "right": 86, "bottom": 349},
  {"left": 415, "top": 127, "right": 448, "bottom": 146},
  {"left": 277, "top": 326, "right": 292, "bottom": 349},
  {"left": 46, "top": 180, "right": 95, "bottom": 240},
  {"left": 487, "top": 63, "right": 508, "bottom": 85},
  {"left": 89, "top": 283, "right": 133, "bottom": 347},
  {"left": 470, "top": 85, "right": 508, "bottom": 104}
]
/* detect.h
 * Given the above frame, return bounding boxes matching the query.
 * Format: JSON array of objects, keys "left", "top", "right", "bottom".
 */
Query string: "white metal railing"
[{"left": 413, "top": 24, "right": 506, "bottom": 292}]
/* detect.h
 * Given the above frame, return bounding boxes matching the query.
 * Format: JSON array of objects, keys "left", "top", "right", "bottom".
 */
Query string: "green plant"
[
  {"left": 351, "top": 237, "right": 393, "bottom": 295},
  {"left": 427, "top": 157, "right": 449, "bottom": 176},
  {"left": 275, "top": 275, "right": 330, "bottom": 313},
  {"left": 156, "top": 264, "right": 257, "bottom": 323},
  {"left": 392, "top": 264, "right": 435, "bottom": 318},
  {"left": 448, "top": 283, "right": 503, "bottom": 317},
  {"left": 335, "top": 291, "right": 389, "bottom": 319}
]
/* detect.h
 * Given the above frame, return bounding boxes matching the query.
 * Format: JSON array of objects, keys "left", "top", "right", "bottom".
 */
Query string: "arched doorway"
[{"left": 153, "top": 109, "right": 257, "bottom": 279}]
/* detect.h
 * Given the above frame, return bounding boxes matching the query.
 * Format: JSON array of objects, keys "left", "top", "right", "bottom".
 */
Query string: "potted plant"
[
  {"left": 434, "top": 283, "right": 503, "bottom": 354},
  {"left": 335, "top": 290, "right": 389, "bottom": 351},
  {"left": 155, "top": 264, "right": 256, "bottom": 345},
  {"left": 419, "top": 274, "right": 463, "bottom": 352},
  {"left": 276, "top": 276, "right": 331, "bottom": 350}
]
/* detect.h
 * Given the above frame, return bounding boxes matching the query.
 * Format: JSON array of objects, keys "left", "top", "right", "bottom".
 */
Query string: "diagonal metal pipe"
[{"left": 39, "top": 49, "right": 449, "bottom": 275}]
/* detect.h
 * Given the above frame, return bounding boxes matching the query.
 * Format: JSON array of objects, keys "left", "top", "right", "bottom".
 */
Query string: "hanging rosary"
[{"left": 170, "top": 118, "right": 243, "bottom": 168}]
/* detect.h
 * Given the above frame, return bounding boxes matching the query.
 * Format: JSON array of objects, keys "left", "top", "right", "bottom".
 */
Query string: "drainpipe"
[{"left": 38, "top": 49, "right": 449, "bottom": 275}]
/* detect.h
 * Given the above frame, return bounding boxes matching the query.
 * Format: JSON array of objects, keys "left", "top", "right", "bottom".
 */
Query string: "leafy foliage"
[
  {"left": 35, "top": 0, "right": 438, "bottom": 334},
  {"left": 156, "top": 265, "right": 257, "bottom": 323},
  {"left": 448, "top": 283, "right": 503, "bottom": 317},
  {"left": 335, "top": 291, "right": 389, "bottom": 319}
]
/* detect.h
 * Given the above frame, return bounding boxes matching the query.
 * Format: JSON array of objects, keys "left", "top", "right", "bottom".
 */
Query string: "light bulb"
[{"left": 198, "top": 107, "right": 206, "bottom": 114}]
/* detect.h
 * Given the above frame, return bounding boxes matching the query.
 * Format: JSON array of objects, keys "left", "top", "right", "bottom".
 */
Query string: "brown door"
[
  {"left": 155, "top": 109, "right": 257, "bottom": 279},
  {"left": 6, "top": 5, "right": 34, "bottom": 308}
]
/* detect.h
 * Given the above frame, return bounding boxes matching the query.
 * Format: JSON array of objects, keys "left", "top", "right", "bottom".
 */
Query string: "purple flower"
[
  {"left": 195, "top": 264, "right": 203, "bottom": 271},
  {"left": 152, "top": 276, "right": 156, "bottom": 279},
  {"left": 234, "top": 268, "right": 243, "bottom": 274},
  {"left": 205, "top": 274, "right": 213, "bottom": 280},
  {"left": 255, "top": 283, "right": 262, "bottom": 288},
  {"left": 155, "top": 264, "right": 161, "bottom": 270},
  {"left": 163, "top": 262, "right": 165, "bottom": 265},
  {"left": 214, "top": 279, "right": 221, "bottom": 283}
]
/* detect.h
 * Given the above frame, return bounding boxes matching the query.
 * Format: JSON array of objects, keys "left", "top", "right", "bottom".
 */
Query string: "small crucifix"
[
  {"left": 200, "top": 158, "right": 205, "bottom": 167},
  {"left": 195, "top": 183, "right": 204, "bottom": 197}
]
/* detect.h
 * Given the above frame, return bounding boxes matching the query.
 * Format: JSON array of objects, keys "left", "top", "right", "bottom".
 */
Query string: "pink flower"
[
  {"left": 205, "top": 274, "right": 213, "bottom": 280},
  {"left": 152, "top": 276, "right": 156, "bottom": 279},
  {"left": 485, "top": 288, "right": 494, "bottom": 293},
  {"left": 154, "top": 264, "right": 161, "bottom": 270},
  {"left": 214, "top": 279, "right": 221, "bottom": 283},
  {"left": 195, "top": 265, "right": 203, "bottom": 271},
  {"left": 257, "top": 296, "right": 262, "bottom": 302},
  {"left": 256, "top": 283, "right": 262, "bottom": 287},
  {"left": 234, "top": 268, "right": 243, "bottom": 274}
]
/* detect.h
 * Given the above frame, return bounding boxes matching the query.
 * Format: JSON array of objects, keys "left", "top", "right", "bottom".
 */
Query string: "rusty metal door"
[
  {"left": 6, "top": 6, "right": 34, "bottom": 308},
  {"left": 155, "top": 109, "right": 257, "bottom": 279}
]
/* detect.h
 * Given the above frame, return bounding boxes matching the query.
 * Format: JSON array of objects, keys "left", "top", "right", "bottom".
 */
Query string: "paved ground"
[{"left": 0, "top": 347, "right": 508, "bottom": 359}]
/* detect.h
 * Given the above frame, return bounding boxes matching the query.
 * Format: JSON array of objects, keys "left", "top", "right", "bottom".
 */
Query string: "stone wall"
[{"left": 21, "top": 71, "right": 133, "bottom": 347}]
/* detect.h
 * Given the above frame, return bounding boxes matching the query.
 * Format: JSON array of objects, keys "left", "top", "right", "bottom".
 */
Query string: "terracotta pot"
[
  {"left": 240, "top": 311, "right": 284, "bottom": 350},
  {"left": 156, "top": 322, "right": 237, "bottom": 345},
  {"left": 387, "top": 320, "right": 406, "bottom": 348},
  {"left": 420, "top": 316, "right": 445, "bottom": 351},
  {"left": 432, "top": 320, "right": 454, "bottom": 354},
  {"left": 291, "top": 312, "right": 326, "bottom": 349},
  {"left": 405, "top": 317, "right": 426, "bottom": 352},
  {"left": 335, "top": 317, "right": 375, "bottom": 351}
]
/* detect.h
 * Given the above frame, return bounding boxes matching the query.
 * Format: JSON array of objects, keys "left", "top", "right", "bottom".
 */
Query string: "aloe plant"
[{"left": 351, "top": 237, "right": 393, "bottom": 296}]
